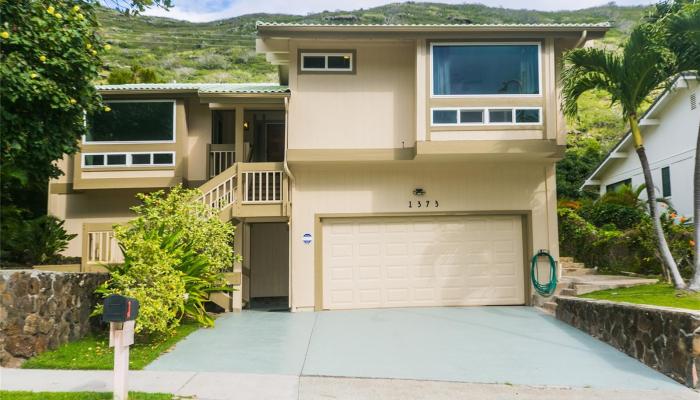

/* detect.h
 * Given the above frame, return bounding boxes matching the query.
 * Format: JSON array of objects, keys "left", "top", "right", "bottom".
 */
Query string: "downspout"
[
  {"left": 574, "top": 30, "right": 588, "bottom": 48},
  {"left": 283, "top": 96, "right": 295, "bottom": 310}
]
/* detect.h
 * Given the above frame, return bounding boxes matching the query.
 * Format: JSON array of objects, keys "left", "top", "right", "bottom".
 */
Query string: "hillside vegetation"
[{"left": 95, "top": 2, "right": 653, "bottom": 194}]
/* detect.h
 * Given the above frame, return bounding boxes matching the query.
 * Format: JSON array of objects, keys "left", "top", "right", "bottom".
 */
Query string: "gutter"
[
  {"left": 283, "top": 96, "right": 295, "bottom": 310},
  {"left": 574, "top": 30, "right": 588, "bottom": 48}
]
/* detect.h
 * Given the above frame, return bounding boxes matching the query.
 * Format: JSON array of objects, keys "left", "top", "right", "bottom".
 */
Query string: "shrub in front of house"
[
  {"left": 558, "top": 204, "right": 694, "bottom": 278},
  {"left": 94, "top": 185, "right": 236, "bottom": 336}
]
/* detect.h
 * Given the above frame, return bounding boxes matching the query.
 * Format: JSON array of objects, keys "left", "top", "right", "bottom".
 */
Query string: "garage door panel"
[{"left": 322, "top": 215, "right": 525, "bottom": 310}]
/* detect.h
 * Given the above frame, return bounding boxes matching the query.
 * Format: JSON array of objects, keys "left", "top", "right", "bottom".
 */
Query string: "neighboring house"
[
  {"left": 581, "top": 74, "right": 699, "bottom": 218},
  {"left": 48, "top": 22, "right": 608, "bottom": 311}
]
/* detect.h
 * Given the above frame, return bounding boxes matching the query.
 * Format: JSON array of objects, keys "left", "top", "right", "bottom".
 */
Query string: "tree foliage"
[{"left": 1, "top": 0, "right": 105, "bottom": 197}]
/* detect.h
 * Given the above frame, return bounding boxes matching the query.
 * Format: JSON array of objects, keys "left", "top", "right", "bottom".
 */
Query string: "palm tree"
[
  {"left": 561, "top": 24, "right": 686, "bottom": 288},
  {"left": 656, "top": 1, "right": 700, "bottom": 289}
]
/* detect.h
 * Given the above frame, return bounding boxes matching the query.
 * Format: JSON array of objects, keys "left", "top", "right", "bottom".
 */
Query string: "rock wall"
[
  {"left": 0, "top": 270, "right": 108, "bottom": 367},
  {"left": 555, "top": 296, "right": 700, "bottom": 388}
]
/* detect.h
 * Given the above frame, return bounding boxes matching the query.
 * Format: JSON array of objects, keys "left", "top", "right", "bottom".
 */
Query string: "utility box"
[{"left": 102, "top": 294, "right": 139, "bottom": 323}]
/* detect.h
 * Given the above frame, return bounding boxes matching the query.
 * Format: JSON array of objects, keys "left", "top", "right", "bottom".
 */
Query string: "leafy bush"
[
  {"left": 579, "top": 201, "right": 645, "bottom": 230},
  {"left": 95, "top": 186, "right": 236, "bottom": 335},
  {"left": 558, "top": 206, "right": 695, "bottom": 278},
  {"left": 1, "top": 214, "right": 77, "bottom": 266}
]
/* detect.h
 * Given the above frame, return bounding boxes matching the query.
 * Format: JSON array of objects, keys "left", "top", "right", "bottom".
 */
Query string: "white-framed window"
[
  {"left": 84, "top": 100, "right": 176, "bottom": 144},
  {"left": 300, "top": 52, "right": 354, "bottom": 72},
  {"left": 82, "top": 152, "right": 175, "bottom": 168},
  {"left": 431, "top": 107, "right": 542, "bottom": 126},
  {"left": 430, "top": 42, "right": 542, "bottom": 97}
]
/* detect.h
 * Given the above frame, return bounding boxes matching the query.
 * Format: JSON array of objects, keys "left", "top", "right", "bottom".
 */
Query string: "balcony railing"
[
  {"left": 242, "top": 171, "right": 283, "bottom": 203},
  {"left": 86, "top": 230, "right": 123, "bottom": 265},
  {"left": 197, "top": 162, "right": 288, "bottom": 219}
]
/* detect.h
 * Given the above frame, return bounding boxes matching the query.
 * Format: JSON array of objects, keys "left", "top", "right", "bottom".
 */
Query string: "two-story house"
[{"left": 48, "top": 22, "right": 608, "bottom": 311}]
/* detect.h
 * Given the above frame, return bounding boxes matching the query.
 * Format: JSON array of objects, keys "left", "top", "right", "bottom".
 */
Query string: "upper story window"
[
  {"left": 431, "top": 43, "right": 540, "bottom": 96},
  {"left": 85, "top": 100, "right": 175, "bottom": 143},
  {"left": 299, "top": 51, "right": 354, "bottom": 73}
]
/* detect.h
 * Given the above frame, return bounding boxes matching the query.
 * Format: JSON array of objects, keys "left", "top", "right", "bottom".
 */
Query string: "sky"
[{"left": 141, "top": 0, "right": 658, "bottom": 22}]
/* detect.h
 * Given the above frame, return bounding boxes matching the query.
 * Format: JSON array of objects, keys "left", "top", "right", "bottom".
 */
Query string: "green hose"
[{"left": 531, "top": 250, "right": 557, "bottom": 297}]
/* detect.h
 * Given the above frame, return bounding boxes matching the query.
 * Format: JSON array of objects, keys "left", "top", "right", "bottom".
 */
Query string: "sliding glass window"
[
  {"left": 86, "top": 101, "right": 175, "bottom": 143},
  {"left": 432, "top": 43, "right": 540, "bottom": 96}
]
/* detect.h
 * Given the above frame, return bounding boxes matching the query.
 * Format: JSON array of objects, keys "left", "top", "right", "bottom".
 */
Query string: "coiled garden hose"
[{"left": 531, "top": 250, "right": 557, "bottom": 297}]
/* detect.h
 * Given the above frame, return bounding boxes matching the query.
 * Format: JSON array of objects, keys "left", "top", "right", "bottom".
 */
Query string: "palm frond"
[{"left": 560, "top": 48, "right": 620, "bottom": 118}]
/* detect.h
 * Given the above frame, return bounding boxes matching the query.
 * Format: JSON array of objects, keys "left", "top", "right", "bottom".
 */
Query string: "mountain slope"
[{"left": 96, "top": 2, "right": 649, "bottom": 84}]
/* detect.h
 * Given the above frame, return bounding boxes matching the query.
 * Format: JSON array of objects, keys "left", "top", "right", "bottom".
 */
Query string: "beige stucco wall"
[
  {"left": 186, "top": 98, "right": 213, "bottom": 183},
  {"left": 47, "top": 189, "right": 145, "bottom": 257},
  {"left": 288, "top": 161, "right": 559, "bottom": 310},
  {"left": 250, "top": 222, "right": 289, "bottom": 298},
  {"left": 288, "top": 39, "right": 416, "bottom": 150}
]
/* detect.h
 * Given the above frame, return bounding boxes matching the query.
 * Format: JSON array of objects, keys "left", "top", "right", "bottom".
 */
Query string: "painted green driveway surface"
[{"left": 146, "top": 307, "right": 684, "bottom": 391}]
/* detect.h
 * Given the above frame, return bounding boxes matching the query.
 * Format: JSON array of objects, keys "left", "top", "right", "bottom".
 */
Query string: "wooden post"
[{"left": 110, "top": 320, "right": 135, "bottom": 400}]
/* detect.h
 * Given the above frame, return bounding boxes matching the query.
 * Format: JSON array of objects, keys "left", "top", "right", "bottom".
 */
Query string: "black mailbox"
[{"left": 102, "top": 294, "right": 139, "bottom": 323}]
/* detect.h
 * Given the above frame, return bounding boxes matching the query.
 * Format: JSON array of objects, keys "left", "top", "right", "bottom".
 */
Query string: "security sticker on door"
[{"left": 302, "top": 233, "right": 313, "bottom": 244}]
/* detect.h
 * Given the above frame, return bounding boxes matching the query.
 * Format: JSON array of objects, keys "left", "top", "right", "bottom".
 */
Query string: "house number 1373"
[{"left": 409, "top": 200, "right": 439, "bottom": 208}]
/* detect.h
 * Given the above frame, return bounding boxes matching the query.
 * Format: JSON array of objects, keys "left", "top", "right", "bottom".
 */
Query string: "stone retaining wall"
[
  {"left": 555, "top": 296, "right": 700, "bottom": 388},
  {"left": 0, "top": 270, "right": 108, "bottom": 367}
]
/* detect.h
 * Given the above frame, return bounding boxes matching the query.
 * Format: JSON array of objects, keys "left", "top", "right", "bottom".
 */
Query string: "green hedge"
[{"left": 558, "top": 207, "right": 694, "bottom": 277}]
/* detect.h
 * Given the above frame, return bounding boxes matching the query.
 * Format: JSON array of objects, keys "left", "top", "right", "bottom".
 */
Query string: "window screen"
[
  {"left": 433, "top": 44, "right": 539, "bottom": 95},
  {"left": 87, "top": 101, "right": 174, "bottom": 142},
  {"left": 489, "top": 109, "right": 513, "bottom": 123}
]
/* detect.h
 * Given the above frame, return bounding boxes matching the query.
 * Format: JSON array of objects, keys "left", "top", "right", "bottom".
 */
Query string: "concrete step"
[
  {"left": 559, "top": 256, "right": 574, "bottom": 263},
  {"left": 562, "top": 267, "right": 596, "bottom": 276},
  {"left": 559, "top": 288, "right": 578, "bottom": 296},
  {"left": 561, "top": 262, "right": 586, "bottom": 269},
  {"left": 542, "top": 301, "right": 558, "bottom": 314}
]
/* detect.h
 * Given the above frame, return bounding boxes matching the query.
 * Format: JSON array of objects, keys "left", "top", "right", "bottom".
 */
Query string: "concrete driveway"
[{"left": 146, "top": 306, "right": 685, "bottom": 391}]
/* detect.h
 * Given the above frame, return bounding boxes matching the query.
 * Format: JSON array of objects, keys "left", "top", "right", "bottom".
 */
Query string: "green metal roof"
[
  {"left": 256, "top": 22, "right": 611, "bottom": 28},
  {"left": 96, "top": 83, "right": 289, "bottom": 95}
]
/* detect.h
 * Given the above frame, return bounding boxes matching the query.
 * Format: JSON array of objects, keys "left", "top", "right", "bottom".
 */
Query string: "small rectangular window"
[
  {"left": 489, "top": 109, "right": 513, "bottom": 123},
  {"left": 432, "top": 110, "right": 458, "bottom": 124},
  {"left": 327, "top": 55, "right": 351, "bottom": 69},
  {"left": 606, "top": 178, "right": 632, "bottom": 193},
  {"left": 302, "top": 55, "right": 325, "bottom": 70},
  {"left": 131, "top": 153, "right": 151, "bottom": 165},
  {"left": 460, "top": 110, "right": 484, "bottom": 123},
  {"left": 84, "top": 154, "right": 104, "bottom": 166},
  {"left": 515, "top": 109, "right": 540, "bottom": 123},
  {"left": 661, "top": 166, "right": 671, "bottom": 197},
  {"left": 153, "top": 153, "right": 174, "bottom": 165},
  {"left": 300, "top": 51, "right": 354, "bottom": 72},
  {"left": 106, "top": 154, "right": 127, "bottom": 165}
]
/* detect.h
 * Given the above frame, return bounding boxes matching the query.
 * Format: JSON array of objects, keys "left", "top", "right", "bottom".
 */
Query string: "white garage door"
[{"left": 322, "top": 215, "right": 525, "bottom": 310}]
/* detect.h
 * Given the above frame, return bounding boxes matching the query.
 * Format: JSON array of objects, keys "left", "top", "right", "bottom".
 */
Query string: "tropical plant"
[
  {"left": 0, "top": 215, "right": 77, "bottom": 266},
  {"left": 94, "top": 186, "right": 236, "bottom": 334},
  {"left": 561, "top": 23, "right": 685, "bottom": 288},
  {"left": 125, "top": 185, "right": 237, "bottom": 275}
]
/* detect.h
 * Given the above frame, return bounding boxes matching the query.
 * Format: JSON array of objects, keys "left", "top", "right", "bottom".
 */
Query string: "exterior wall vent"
[{"left": 691, "top": 93, "right": 697, "bottom": 110}]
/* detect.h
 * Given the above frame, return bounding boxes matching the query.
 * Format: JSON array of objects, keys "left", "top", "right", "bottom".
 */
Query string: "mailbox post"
[{"left": 103, "top": 295, "right": 139, "bottom": 400}]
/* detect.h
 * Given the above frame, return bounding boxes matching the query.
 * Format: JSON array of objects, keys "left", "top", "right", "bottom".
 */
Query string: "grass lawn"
[
  {"left": 580, "top": 283, "right": 700, "bottom": 310},
  {"left": 21, "top": 323, "right": 199, "bottom": 370},
  {"left": 0, "top": 392, "right": 173, "bottom": 399}
]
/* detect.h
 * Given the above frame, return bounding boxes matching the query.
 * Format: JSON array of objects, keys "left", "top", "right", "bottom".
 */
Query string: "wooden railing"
[
  {"left": 86, "top": 230, "right": 123, "bottom": 264},
  {"left": 208, "top": 144, "right": 235, "bottom": 178},
  {"left": 198, "top": 163, "right": 238, "bottom": 213},
  {"left": 242, "top": 170, "right": 283, "bottom": 203}
]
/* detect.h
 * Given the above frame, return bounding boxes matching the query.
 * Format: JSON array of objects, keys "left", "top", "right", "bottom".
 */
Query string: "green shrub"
[
  {"left": 95, "top": 186, "right": 236, "bottom": 335},
  {"left": 1, "top": 214, "right": 77, "bottom": 266},
  {"left": 558, "top": 206, "right": 695, "bottom": 278},
  {"left": 579, "top": 201, "right": 645, "bottom": 230}
]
